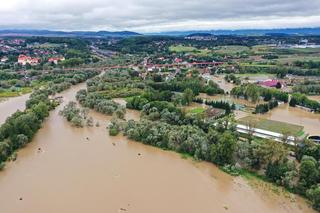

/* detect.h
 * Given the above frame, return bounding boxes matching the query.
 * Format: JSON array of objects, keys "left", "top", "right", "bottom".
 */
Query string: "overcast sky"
[{"left": 0, "top": 0, "right": 320, "bottom": 32}]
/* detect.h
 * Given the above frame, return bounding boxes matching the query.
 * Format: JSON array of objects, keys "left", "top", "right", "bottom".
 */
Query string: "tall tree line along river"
[{"left": 0, "top": 82, "right": 316, "bottom": 213}]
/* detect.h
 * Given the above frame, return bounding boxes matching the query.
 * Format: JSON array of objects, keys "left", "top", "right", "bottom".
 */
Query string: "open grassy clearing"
[
  {"left": 0, "top": 87, "right": 32, "bottom": 98},
  {"left": 276, "top": 55, "right": 320, "bottom": 64},
  {"left": 169, "top": 45, "right": 211, "bottom": 56},
  {"left": 238, "top": 116, "right": 304, "bottom": 136},
  {"left": 169, "top": 45, "right": 197, "bottom": 52},
  {"left": 188, "top": 107, "right": 206, "bottom": 114},
  {"left": 213, "top": 45, "right": 250, "bottom": 54},
  {"left": 239, "top": 63, "right": 276, "bottom": 68}
]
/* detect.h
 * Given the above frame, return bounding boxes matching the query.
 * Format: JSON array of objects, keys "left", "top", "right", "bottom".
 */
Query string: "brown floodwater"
[
  {"left": 198, "top": 93, "right": 320, "bottom": 135},
  {"left": 0, "top": 83, "right": 315, "bottom": 213},
  {"left": 257, "top": 103, "right": 320, "bottom": 135},
  {"left": 0, "top": 94, "right": 30, "bottom": 125}
]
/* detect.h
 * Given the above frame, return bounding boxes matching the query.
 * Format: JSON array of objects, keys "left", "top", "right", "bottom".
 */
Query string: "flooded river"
[
  {"left": 0, "top": 94, "right": 30, "bottom": 125},
  {"left": 0, "top": 83, "right": 315, "bottom": 213}
]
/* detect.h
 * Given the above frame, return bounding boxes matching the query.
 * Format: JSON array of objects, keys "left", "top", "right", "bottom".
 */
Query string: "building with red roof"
[
  {"left": 18, "top": 55, "right": 40, "bottom": 66},
  {"left": 258, "top": 79, "right": 281, "bottom": 88},
  {"left": 48, "top": 56, "right": 65, "bottom": 64}
]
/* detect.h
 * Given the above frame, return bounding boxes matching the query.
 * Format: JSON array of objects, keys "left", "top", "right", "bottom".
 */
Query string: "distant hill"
[
  {"left": 0, "top": 29, "right": 141, "bottom": 38},
  {"left": 150, "top": 27, "right": 320, "bottom": 36},
  {"left": 186, "top": 33, "right": 214, "bottom": 37}
]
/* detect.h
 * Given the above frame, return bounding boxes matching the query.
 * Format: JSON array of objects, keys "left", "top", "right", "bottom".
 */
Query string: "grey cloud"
[{"left": 0, "top": 0, "right": 319, "bottom": 32}]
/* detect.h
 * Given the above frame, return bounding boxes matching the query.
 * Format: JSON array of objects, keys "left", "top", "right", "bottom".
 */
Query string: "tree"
[
  {"left": 210, "top": 131, "right": 237, "bottom": 165},
  {"left": 16, "top": 134, "right": 29, "bottom": 147},
  {"left": 183, "top": 88, "right": 194, "bottom": 106},
  {"left": 298, "top": 156, "right": 319, "bottom": 194},
  {"left": 70, "top": 116, "right": 83, "bottom": 127},
  {"left": 307, "top": 184, "right": 320, "bottom": 210},
  {"left": 32, "top": 102, "right": 49, "bottom": 120},
  {"left": 86, "top": 117, "right": 94, "bottom": 127}
]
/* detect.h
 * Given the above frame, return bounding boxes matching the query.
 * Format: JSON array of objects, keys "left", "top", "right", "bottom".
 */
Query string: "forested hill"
[
  {"left": 150, "top": 27, "right": 320, "bottom": 36},
  {"left": 0, "top": 30, "right": 141, "bottom": 38}
]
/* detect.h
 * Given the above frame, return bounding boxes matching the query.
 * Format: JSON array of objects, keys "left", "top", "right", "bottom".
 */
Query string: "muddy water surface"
[
  {"left": 0, "top": 83, "right": 315, "bottom": 213},
  {"left": 258, "top": 103, "right": 320, "bottom": 135},
  {"left": 0, "top": 94, "right": 30, "bottom": 125}
]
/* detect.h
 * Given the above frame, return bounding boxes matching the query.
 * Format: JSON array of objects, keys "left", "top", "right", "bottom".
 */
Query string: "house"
[
  {"left": 174, "top": 58, "right": 183, "bottom": 63},
  {"left": 258, "top": 79, "right": 281, "bottom": 88},
  {"left": 0, "top": 56, "right": 8, "bottom": 63},
  {"left": 18, "top": 55, "right": 40, "bottom": 66},
  {"left": 48, "top": 56, "right": 65, "bottom": 64}
]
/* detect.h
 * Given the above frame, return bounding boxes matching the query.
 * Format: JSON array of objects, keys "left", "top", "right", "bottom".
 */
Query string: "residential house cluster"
[
  {"left": 18, "top": 54, "right": 41, "bottom": 66},
  {"left": 48, "top": 56, "right": 65, "bottom": 64},
  {"left": 184, "top": 35, "right": 217, "bottom": 41}
]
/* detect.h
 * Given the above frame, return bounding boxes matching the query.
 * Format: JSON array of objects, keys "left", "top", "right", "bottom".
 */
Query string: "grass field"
[
  {"left": 170, "top": 45, "right": 251, "bottom": 56},
  {"left": 169, "top": 45, "right": 197, "bottom": 52},
  {"left": 238, "top": 116, "right": 304, "bottom": 136},
  {"left": 214, "top": 45, "right": 250, "bottom": 54},
  {"left": 276, "top": 55, "right": 320, "bottom": 64},
  {"left": 188, "top": 107, "right": 206, "bottom": 114},
  {"left": 239, "top": 63, "right": 276, "bottom": 68},
  {"left": 0, "top": 87, "right": 32, "bottom": 98},
  {"left": 169, "top": 45, "right": 211, "bottom": 56}
]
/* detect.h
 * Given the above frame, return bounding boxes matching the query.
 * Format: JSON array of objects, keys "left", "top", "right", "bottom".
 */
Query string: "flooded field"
[
  {"left": 257, "top": 103, "right": 320, "bottom": 135},
  {"left": 0, "top": 83, "right": 315, "bottom": 213},
  {"left": 0, "top": 94, "right": 30, "bottom": 125},
  {"left": 197, "top": 93, "right": 320, "bottom": 135}
]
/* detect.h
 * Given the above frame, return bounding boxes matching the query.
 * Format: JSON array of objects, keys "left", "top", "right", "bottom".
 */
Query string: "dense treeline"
[
  {"left": 149, "top": 76, "right": 224, "bottom": 96},
  {"left": 0, "top": 71, "right": 24, "bottom": 81},
  {"left": 0, "top": 69, "right": 99, "bottom": 97},
  {"left": 237, "top": 138, "right": 320, "bottom": 210},
  {"left": 287, "top": 68, "right": 320, "bottom": 77},
  {"left": 255, "top": 100, "right": 279, "bottom": 114},
  {"left": 0, "top": 88, "right": 54, "bottom": 168},
  {"left": 231, "top": 83, "right": 288, "bottom": 103},
  {"left": 85, "top": 71, "right": 145, "bottom": 98},
  {"left": 293, "top": 84, "right": 320, "bottom": 95},
  {"left": 193, "top": 97, "right": 235, "bottom": 114},
  {"left": 294, "top": 60, "right": 320, "bottom": 69},
  {"left": 124, "top": 118, "right": 237, "bottom": 165},
  {"left": 76, "top": 89, "right": 126, "bottom": 119},
  {"left": 289, "top": 93, "right": 320, "bottom": 112}
]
